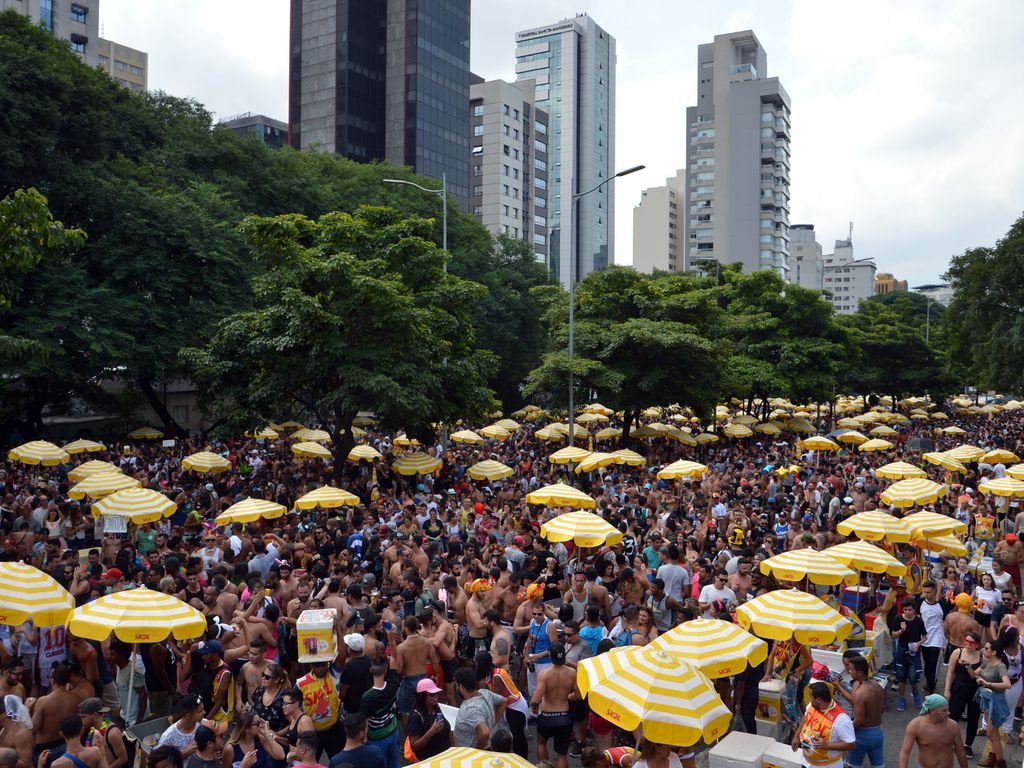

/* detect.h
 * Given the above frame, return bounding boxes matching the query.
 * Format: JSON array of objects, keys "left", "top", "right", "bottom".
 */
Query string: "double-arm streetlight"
[
  {"left": 383, "top": 172, "right": 448, "bottom": 271},
  {"left": 566, "top": 164, "right": 645, "bottom": 442}
]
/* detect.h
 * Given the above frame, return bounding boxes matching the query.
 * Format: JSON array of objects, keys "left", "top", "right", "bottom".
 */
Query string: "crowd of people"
[{"left": 1, "top": 400, "right": 1024, "bottom": 768}]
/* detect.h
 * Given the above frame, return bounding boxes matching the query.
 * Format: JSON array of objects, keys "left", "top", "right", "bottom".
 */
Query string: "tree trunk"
[
  {"left": 138, "top": 376, "right": 183, "bottom": 436},
  {"left": 331, "top": 409, "right": 357, "bottom": 486},
  {"left": 622, "top": 406, "right": 641, "bottom": 444}
]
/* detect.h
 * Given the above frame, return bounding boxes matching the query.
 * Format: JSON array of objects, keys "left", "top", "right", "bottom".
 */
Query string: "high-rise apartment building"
[
  {"left": 631, "top": 169, "right": 685, "bottom": 273},
  {"left": 2, "top": 0, "right": 100, "bottom": 65},
  {"left": 468, "top": 77, "right": 549, "bottom": 262},
  {"left": 289, "top": 0, "right": 471, "bottom": 207},
  {"left": 96, "top": 37, "right": 146, "bottom": 91},
  {"left": 791, "top": 224, "right": 875, "bottom": 314},
  {"left": 515, "top": 14, "right": 616, "bottom": 287},
  {"left": 790, "top": 224, "right": 823, "bottom": 290},
  {"left": 219, "top": 113, "right": 289, "bottom": 150},
  {"left": 683, "top": 31, "right": 791, "bottom": 277}
]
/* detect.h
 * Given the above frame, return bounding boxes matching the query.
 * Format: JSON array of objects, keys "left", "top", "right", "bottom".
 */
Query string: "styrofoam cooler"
[
  {"left": 709, "top": 733, "right": 776, "bottom": 768},
  {"left": 761, "top": 741, "right": 803, "bottom": 768},
  {"left": 757, "top": 679, "right": 786, "bottom": 723},
  {"left": 755, "top": 717, "right": 783, "bottom": 741},
  {"left": 296, "top": 608, "right": 337, "bottom": 663}
]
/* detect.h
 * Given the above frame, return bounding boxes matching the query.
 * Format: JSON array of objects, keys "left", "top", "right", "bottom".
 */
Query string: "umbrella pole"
[{"left": 128, "top": 640, "right": 137, "bottom": 723}]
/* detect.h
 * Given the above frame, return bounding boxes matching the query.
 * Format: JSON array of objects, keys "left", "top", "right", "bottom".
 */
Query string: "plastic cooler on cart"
[
  {"left": 709, "top": 733, "right": 775, "bottom": 768},
  {"left": 762, "top": 741, "right": 803, "bottom": 768}
]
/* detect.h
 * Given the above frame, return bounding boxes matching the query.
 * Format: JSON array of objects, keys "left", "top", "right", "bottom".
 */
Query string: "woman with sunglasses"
[
  {"left": 249, "top": 662, "right": 288, "bottom": 733},
  {"left": 972, "top": 638, "right": 1012, "bottom": 768},
  {"left": 277, "top": 687, "right": 314, "bottom": 749},
  {"left": 944, "top": 631, "right": 982, "bottom": 758},
  {"left": 222, "top": 712, "right": 285, "bottom": 768},
  {"left": 939, "top": 566, "right": 960, "bottom": 602}
]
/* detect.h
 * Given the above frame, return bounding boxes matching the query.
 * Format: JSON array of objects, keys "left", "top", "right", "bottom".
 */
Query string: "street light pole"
[
  {"left": 566, "top": 164, "right": 645, "bottom": 444},
  {"left": 383, "top": 173, "right": 448, "bottom": 272}
]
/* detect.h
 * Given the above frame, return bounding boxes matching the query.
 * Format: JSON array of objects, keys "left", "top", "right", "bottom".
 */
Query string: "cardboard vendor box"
[{"left": 297, "top": 608, "right": 337, "bottom": 663}]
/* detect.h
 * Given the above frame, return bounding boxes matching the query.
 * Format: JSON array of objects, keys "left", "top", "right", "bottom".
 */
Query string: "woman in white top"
[
  {"left": 974, "top": 572, "right": 1002, "bottom": 629},
  {"left": 156, "top": 695, "right": 226, "bottom": 758}
]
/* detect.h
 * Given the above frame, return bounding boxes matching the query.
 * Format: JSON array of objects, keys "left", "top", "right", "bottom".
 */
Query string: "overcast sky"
[{"left": 99, "top": 0, "right": 1024, "bottom": 286}]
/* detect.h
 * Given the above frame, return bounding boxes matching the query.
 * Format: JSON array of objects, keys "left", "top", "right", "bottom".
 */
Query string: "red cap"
[
  {"left": 101, "top": 568, "right": 123, "bottom": 581},
  {"left": 1007, "top": 534, "right": 1019, "bottom": 543}
]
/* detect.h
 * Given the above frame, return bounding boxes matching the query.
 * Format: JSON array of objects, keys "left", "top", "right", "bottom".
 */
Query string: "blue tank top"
[
  {"left": 579, "top": 625, "right": 604, "bottom": 655},
  {"left": 530, "top": 618, "right": 552, "bottom": 662}
]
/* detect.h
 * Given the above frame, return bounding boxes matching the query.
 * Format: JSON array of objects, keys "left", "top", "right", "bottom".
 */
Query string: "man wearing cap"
[
  {"left": 791, "top": 681, "right": 855, "bottom": 768},
  {"left": 190, "top": 639, "right": 232, "bottom": 725},
  {"left": 898, "top": 694, "right": 967, "bottom": 768},
  {"left": 79, "top": 698, "right": 127, "bottom": 768}
]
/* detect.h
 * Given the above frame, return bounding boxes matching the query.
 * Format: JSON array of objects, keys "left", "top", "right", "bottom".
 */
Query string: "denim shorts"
[{"left": 849, "top": 725, "right": 884, "bottom": 768}]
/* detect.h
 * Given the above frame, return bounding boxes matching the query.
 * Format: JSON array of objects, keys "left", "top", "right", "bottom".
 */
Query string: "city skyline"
[{"left": 97, "top": 0, "right": 1024, "bottom": 287}]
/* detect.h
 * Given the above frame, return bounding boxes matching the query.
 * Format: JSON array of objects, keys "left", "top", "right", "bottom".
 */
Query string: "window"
[
  {"left": 513, "top": 109, "right": 519, "bottom": 120},
  {"left": 535, "top": 139, "right": 547, "bottom": 153},
  {"left": 473, "top": 125, "right": 484, "bottom": 137},
  {"left": 473, "top": 205, "right": 483, "bottom": 215},
  {"left": 503, "top": 145, "right": 510, "bottom": 156},
  {"left": 535, "top": 215, "right": 547, "bottom": 226},
  {"left": 504, "top": 205, "right": 509, "bottom": 216},
  {"left": 503, "top": 184, "right": 510, "bottom": 196},
  {"left": 504, "top": 104, "right": 510, "bottom": 116},
  {"left": 513, "top": 129, "right": 519, "bottom": 140},
  {"left": 504, "top": 124, "right": 510, "bottom": 136},
  {"left": 98, "top": 55, "right": 108, "bottom": 66},
  {"left": 512, "top": 149, "right": 519, "bottom": 160},
  {"left": 171, "top": 405, "right": 190, "bottom": 423},
  {"left": 534, "top": 158, "right": 546, "bottom": 171},
  {"left": 472, "top": 185, "right": 482, "bottom": 196},
  {"left": 533, "top": 233, "right": 546, "bottom": 245},
  {"left": 130, "top": 65, "right": 144, "bottom": 76},
  {"left": 70, "top": 3, "right": 87, "bottom": 22},
  {"left": 115, "top": 60, "right": 127, "bottom": 71},
  {"left": 472, "top": 166, "right": 482, "bottom": 177},
  {"left": 536, "top": 196, "right": 546, "bottom": 208},
  {"left": 503, "top": 165, "right": 510, "bottom": 176},
  {"left": 70, "top": 37, "right": 86, "bottom": 54},
  {"left": 512, "top": 168, "right": 519, "bottom": 180},
  {"left": 473, "top": 104, "right": 484, "bottom": 117},
  {"left": 535, "top": 121, "right": 546, "bottom": 135},
  {"left": 472, "top": 146, "right": 483, "bottom": 156},
  {"left": 512, "top": 188, "right": 519, "bottom": 199},
  {"left": 39, "top": 0, "right": 53, "bottom": 31},
  {"left": 534, "top": 177, "right": 546, "bottom": 190}
]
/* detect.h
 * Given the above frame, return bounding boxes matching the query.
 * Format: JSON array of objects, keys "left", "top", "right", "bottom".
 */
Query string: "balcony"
[{"left": 729, "top": 63, "right": 758, "bottom": 82}]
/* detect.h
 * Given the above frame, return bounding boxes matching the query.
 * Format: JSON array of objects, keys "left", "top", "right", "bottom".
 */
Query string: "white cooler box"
[
  {"left": 755, "top": 718, "right": 783, "bottom": 741},
  {"left": 709, "top": 733, "right": 775, "bottom": 768},
  {"left": 762, "top": 741, "right": 803, "bottom": 768}
]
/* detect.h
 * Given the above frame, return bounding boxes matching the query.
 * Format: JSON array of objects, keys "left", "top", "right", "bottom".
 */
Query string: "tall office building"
[
  {"left": 219, "top": 113, "right": 289, "bottom": 149},
  {"left": 468, "top": 77, "right": 549, "bottom": 262},
  {"left": 515, "top": 14, "right": 616, "bottom": 287},
  {"left": 96, "top": 37, "right": 147, "bottom": 91},
  {"left": 289, "top": 0, "right": 471, "bottom": 207},
  {"left": 631, "top": 169, "right": 685, "bottom": 273},
  {"left": 683, "top": 31, "right": 791, "bottom": 277},
  {"left": 2, "top": 0, "right": 100, "bottom": 65},
  {"left": 790, "top": 224, "right": 823, "bottom": 290}
]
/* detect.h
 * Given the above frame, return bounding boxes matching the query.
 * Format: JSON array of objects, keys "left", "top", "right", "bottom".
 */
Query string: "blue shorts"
[
  {"left": 849, "top": 725, "right": 884, "bottom": 768},
  {"left": 398, "top": 673, "right": 426, "bottom": 715}
]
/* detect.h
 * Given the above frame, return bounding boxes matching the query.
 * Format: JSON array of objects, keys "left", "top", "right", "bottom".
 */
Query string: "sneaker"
[
  {"left": 568, "top": 742, "right": 583, "bottom": 759},
  {"left": 912, "top": 690, "right": 922, "bottom": 707},
  {"left": 965, "top": 746, "right": 974, "bottom": 759},
  {"left": 897, "top": 697, "right": 906, "bottom": 711}
]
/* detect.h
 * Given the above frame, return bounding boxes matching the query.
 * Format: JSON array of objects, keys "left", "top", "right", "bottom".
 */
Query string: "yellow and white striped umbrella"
[
  {"left": 930, "top": 411, "right": 950, "bottom": 420},
  {"left": 754, "top": 422, "right": 781, "bottom": 435},
  {"left": 540, "top": 510, "right": 622, "bottom": 547},
  {"left": 736, "top": 589, "right": 852, "bottom": 645},
  {"left": 295, "top": 486, "right": 360, "bottom": 509},
  {"left": 575, "top": 452, "right": 619, "bottom": 474},
  {"left": 126, "top": 427, "right": 163, "bottom": 440},
  {"left": 0, "top": 562, "right": 74, "bottom": 626},
  {"left": 291, "top": 428, "right": 332, "bottom": 443},
  {"left": 450, "top": 429, "right": 484, "bottom": 445},
  {"left": 92, "top": 488, "right": 176, "bottom": 525},
  {"left": 836, "top": 510, "right": 913, "bottom": 543},
  {"left": 836, "top": 430, "right": 868, "bottom": 445},
  {"left": 880, "top": 478, "right": 949, "bottom": 508},
  {"left": 979, "top": 477, "right": 1024, "bottom": 498},
  {"left": 723, "top": 423, "right": 753, "bottom": 438},
  {"left": 181, "top": 451, "right": 232, "bottom": 474},
  {"left": 409, "top": 748, "right": 534, "bottom": 768},
  {"left": 68, "top": 460, "right": 120, "bottom": 482},
  {"left": 548, "top": 446, "right": 592, "bottom": 464},
  {"left": 584, "top": 402, "right": 614, "bottom": 416},
  {"left": 946, "top": 444, "right": 985, "bottom": 462},
  {"left": 696, "top": 432, "right": 719, "bottom": 444},
  {"left": 732, "top": 414, "right": 758, "bottom": 425},
  {"left": 575, "top": 412, "right": 607, "bottom": 424},
  {"left": 649, "top": 618, "right": 767, "bottom": 678},
  {"left": 759, "top": 550, "right": 855, "bottom": 585},
  {"left": 245, "top": 427, "right": 280, "bottom": 440},
  {"left": 479, "top": 424, "right": 511, "bottom": 440},
  {"left": 276, "top": 420, "right": 306, "bottom": 430},
  {"left": 8, "top": 440, "right": 70, "bottom": 466},
  {"left": 393, "top": 433, "right": 420, "bottom": 447},
  {"left": 348, "top": 445, "right": 383, "bottom": 462},
  {"left": 495, "top": 419, "right": 521, "bottom": 432},
  {"left": 874, "top": 461, "right": 927, "bottom": 480},
  {"left": 904, "top": 510, "right": 968, "bottom": 539},
  {"left": 552, "top": 422, "right": 589, "bottom": 439},
  {"left": 611, "top": 448, "right": 646, "bottom": 467},
  {"left": 1006, "top": 464, "right": 1024, "bottom": 482},
  {"left": 525, "top": 484, "right": 597, "bottom": 509},
  {"left": 917, "top": 533, "right": 968, "bottom": 557},
  {"left": 577, "top": 646, "right": 731, "bottom": 746},
  {"left": 594, "top": 427, "right": 623, "bottom": 441},
  {"left": 942, "top": 425, "right": 968, "bottom": 435},
  {"left": 392, "top": 452, "right": 442, "bottom": 476},
  {"left": 292, "top": 441, "right": 333, "bottom": 460},
  {"left": 982, "top": 449, "right": 1020, "bottom": 464},
  {"left": 858, "top": 438, "right": 894, "bottom": 452},
  {"left": 68, "top": 587, "right": 206, "bottom": 643},
  {"left": 825, "top": 541, "right": 907, "bottom": 576},
  {"left": 350, "top": 426, "right": 367, "bottom": 438},
  {"left": 869, "top": 425, "right": 898, "bottom": 437},
  {"left": 657, "top": 459, "right": 708, "bottom": 480},
  {"left": 534, "top": 425, "right": 566, "bottom": 442},
  {"left": 63, "top": 439, "right": 106, "bottom": 455},
  {"left": 214, "top": 498, "right": 287, "bottom": 526},
  {"left": 466, "top": 460, "right": 514, "bottom": 482},
  {"left": 923, "top": 451, "right": 967, "bottom": 473},
  {"left": 836, "top": 417, "right": 861, "bottom": 428},
  {"left": 801, "top": 435, "right": 840, "bottom": 451},
  {"left": 69, "top": 471, "right": 140, "bottom": 500}
]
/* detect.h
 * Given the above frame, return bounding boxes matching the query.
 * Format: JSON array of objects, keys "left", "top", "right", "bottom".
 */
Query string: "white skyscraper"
[
  {"left": 632, "top": 169, "right": 686, "bottom": 273},
  {"left": 515, "top": 14, "right": 616, "bottom": 287}
]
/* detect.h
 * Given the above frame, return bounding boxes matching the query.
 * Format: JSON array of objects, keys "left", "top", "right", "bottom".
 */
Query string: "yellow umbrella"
[
  {"left": 292, "top": 441, "right": 333, "bottom": 460},
  {"left": 540, "top": 510, "right": 622, "bottom": 547},
  {"left": 534, "top": 425, "right": 567, "bottom": 442},
  {"left": 836, "top": 417, "right": 861, "bottom": 428},
  {"left": 479, "top": 424, "right": 512, "bottom": 440},
  {"left": 181, "top": 451, "right": 232, "bottom": 474},
  {"left": 495, "top": 419, "right": 521, "bottom": 432},
  {"left": 754, "top": 422, "right": 781, "bottom": 435},
  {"left": 92, "top": 488, "right": 177, "bottom": 525},
  {"left": 825, "top": 541, "right": 907, "bottom": 576},
  {"left": 214, "top": 498, "right": 287, "bottom": 527},
  {"left": 631, "top": 425, "right": 661, "bottom": 439},
  {"left": 874, "top": 461, "right": 927, "bottom": 480},
  {"left": 649, "top": 618, "right": 767, "bottom": 678},
  {"left": 979, "top": 477, "right": 1024, "bottom": 498},
  {"left": 611, "top": 448, "right": 646, "bottom": 467},
  {"left": 657, "top": 460, "right": 709, "bottom": 480},
  {"left": 858, "top": 438, "right": 894, "bottom": 452},
  {"left": 880, "top": 478, "right": 948, "bottom": 508},
  {"left": 903, "top": 510, "right": 968, "bottom": 539},
  {"left": 0, "top": 562, "right": 74, "bottom": 627},
  {"left": 736, "top": 589, "right": 851, "bottom": 645},
  {"left": 575, "top": 452, "right": 620, "bottom": 474},
  {"left": 801, "top": 435, "right": 840, "bottom": 451},
  {"left": 276, "top": 420, "right": 306, "bottom": 430},
  {"left": 291, "top": 428, "right": 332, "bottom": 443},
  {"left": 923, "top": 452, "right": 967, "bottom": 473},
  {"left": 466, "top": 460, "right": 514, "bottom": 482},
  {"left": 982, "top": 449, "right": 1020, "bottom": 464},
  {"left": 348, "top": 445, "right": 383, "bottom": 462},
  {"left": 869, "top": 425, "right": 898, "bottom": 437},
  {"left": 8, "top": 440, "right": 71, "bottom": 466},
  {"left": 68, "top": 587, "right": 206, "bottom": 643},
  {"left": 127, "top": 427, "right": 163, "bottom": 440},
  {"left": 1007, "top": 464, "right": 1024, "bottom": 482},
  {"left": 836, "top": 510, "right": 913, "bottom": 543},
  {"left": 916, "top": 533, "right": 968, "bottom": 557},
  {"left": 295, "top": 486, "right": 360, "bottom": 509},
  {"left": 69, "top": 471, "right": 140, "bottom": 500},
  {"left": 63, "top": 439, "right": 106, "bottom": 455},
  {"left": 723, "top": 423, "right": 753, "bottom": 438},
  {"left": 552, "top": 422, "right": 589, "bottom": 440},
  {"left": 930, "top": 412, "right": 950, "bottom": 420},
  {"left": 787, "top": 419, "right": 815, "bottom": 434},
  {"left": 351, "top": 416, "right": 376, "bottom": 427},
  {"left": 525, "top": 484, "right": 596, "bottom": 509},
  {"left": 759, "top": 550, "right": 856, "bottom": 585},
  {"left": 578, "top": 646, "right": 731, "bottom": 747},
  {"left": 696, "top": 432, "right": 719, "bottom": 444},
  {"left": 945, "top": 444, "right": 985, "bottom": 462},
  {"left": 835, "top": 430, "right": 868, "bottom": 445},
  {"left": 548, "top": 446, "right": 592, "bottom": 464},
  {"left": 410, "top": 748, "right": 537, "bottom": 768},
  {"left": 350, "top": 426, "right": 367, "bottom": 438},
  {"left": 584, "top": 402, "right": 614, "bottom": 416},
  {"left": 68, "top": 460, "right": 120, "bottom": 482},
  {"left": 450, "top": 429, "right": 484, "bottom": 445},
  {"left": 575, "top": 412, "right": 606, "bottom": 424},
  {"left": 245, "top": 427, "right": 280, "bottom": 440},
  {"left": 593, "top": 427, "right": 622, "bottom": 441},
  {"left": 668, "top": 428, "right": 698, "bottom": 446},
  {"left": 392, "top": 452, "right": 442, "bottom": 476}
]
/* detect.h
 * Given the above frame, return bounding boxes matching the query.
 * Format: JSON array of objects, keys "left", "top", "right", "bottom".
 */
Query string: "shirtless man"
[
  {"left": 276, "top": 563, "right": 299, "bottom": 606},
  {"left": 285, "top": 581, "right": 313, "bottom": 630},
  {"left": 395, "top": 616, "right": 438, "bottom": 726},
  {"left": 420, "top": 606, "right": 457, "bottom": 704},
  {"left": 0, "top": 696, "right": 32, "bottom": 768},
  {"left": 41, "top": 716, "right": 106, "bottom": 768},
  {"left": 0, "top": 658, "right": 27, "bottom": 701},
  {"left": 486, "top": 611, "right": 513, "bottom": 669},
  {"left": 446, "top": 576, "right": 468, "bottom": 627},
  {"left": 209, "top": 575, "right": 240, "bottom": 623},
  {"left": 898, "top": 694, "right": 967, "bottom": 768},
  {"left": 235, "top": 639, "right": 270, "bottom": 714},
  {"left": 530, "top": 643, "right": 577, "bottom": 768},
  {"left": 464, "top": 580, "right": 492, "bottom": 658},
  {"left": 320, "top": 580, "right": 351, "bottom": 635},
  {"left": 562, "top": 572, "right": 592, "bottom": 623},
  {"left": 487, "top": 566, "right": 518, "bottom": 624},
  {"left": 78, "top": 698, "right": 127, "bottom": 768},
  {"left": 29, "top": 665, "right": 79, "bottom": 756},
  {"left": 408, "top": 535, "right": 429, "bottom": 577},
  {"left": 994, "top": 533, "right": 1023, "bottom": 592},
  {"left": 846, "top": 656, "right": 884, "bottom": 768},
  {"left": 944, "top": 593, "right": 982, "bottom": 659}
]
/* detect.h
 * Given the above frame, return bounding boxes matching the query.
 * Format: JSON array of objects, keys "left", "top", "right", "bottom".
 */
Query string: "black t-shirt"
[
  {"left": 340, "top": 655, "right": 374, "bottom": 714},
  {"left": 888, "top": 613, "right": 926, "bottom": 644},
  {"left": 328, "top": 745, "right": 386, "bottom": 768},
  {"left": 407, "top": 708, "right": 451, "bottom": 760}
]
